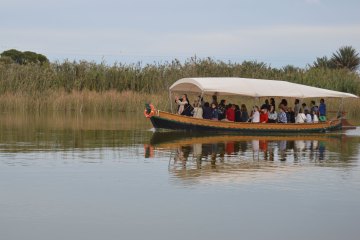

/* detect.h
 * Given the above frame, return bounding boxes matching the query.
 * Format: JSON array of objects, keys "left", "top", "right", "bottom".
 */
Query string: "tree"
[
  {"left": 0, "top": 49, "right": 49, "bottom": 65},
  {"left": 330, "top": 46, "right": 360, "bottom": 71},
  {"left": 312, "top": 56, "right": 334, "bottom": 69}
]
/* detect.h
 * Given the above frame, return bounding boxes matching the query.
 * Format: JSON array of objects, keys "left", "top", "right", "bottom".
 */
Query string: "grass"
[{"left": 0, "top": 57, "right": 359, "bottom": 122}]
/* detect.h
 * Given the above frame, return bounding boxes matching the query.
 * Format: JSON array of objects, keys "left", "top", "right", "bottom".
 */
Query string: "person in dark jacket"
[
  {"left": 235, "top": 105, "right": 241, "bottom": 122},
  {"left": 202, "top": 102, "right": 212, "bottom": 119}
]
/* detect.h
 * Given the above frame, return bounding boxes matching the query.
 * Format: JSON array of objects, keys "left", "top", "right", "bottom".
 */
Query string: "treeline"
[{"left": 0, "top": 57, "right": 359, "bottom": 95}]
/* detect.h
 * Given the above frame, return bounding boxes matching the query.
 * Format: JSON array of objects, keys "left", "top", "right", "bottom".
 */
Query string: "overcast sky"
[{"left": 1, "top": 0, "right": 359, "bottom": 67}]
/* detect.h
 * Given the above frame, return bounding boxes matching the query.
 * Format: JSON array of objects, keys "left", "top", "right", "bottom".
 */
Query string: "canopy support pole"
[
  {"left": 169, "top": 90, "right": 173, "bottom": 113},
  {"left": 337, "top": 98, "right": 344, "bottom": 118}
]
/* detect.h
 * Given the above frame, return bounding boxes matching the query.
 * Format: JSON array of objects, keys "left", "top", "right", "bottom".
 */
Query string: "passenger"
[
  {"left": 294, "top": 99, "right": 301, "bottom": 117},
  {"left": 302, "top": 102, "right": 309, "bottom": 113},
  {"left": 175, "top": 94, "right": 188, "bottom": 115},
  {"left": 181, "top": 94, "right": 194, "bottom": 116},
  {"left": 240, "top": 104, "right": 249, "bottom": 122},
  {"left": 318, "top": 98, "right": 326, "bottom": 118},
  {"left": 288, "top": 107, "right": 295, "bottom": 123},
  {"left": 270, "top": 98, "right": 276, "bottom": 109},
  {"left": 313, "top": 111, "right": 319, "bottom": 123},
  {"left": 305, "top": 109, "right": 312, "bottom": 123},
  {"left": 211, "top": 95, "right": 218, "bottom": 107},
  {"left": 278, "top": 107, "right": 287, "bottom": 123},
  {"left": 211, "top": 103, "right": 219, "bottom": 120},
  {"left": 260, "top": 106, "right": 268, "bottom": 123},
  {"left": 310, "top": 100, "right": 319, "bottom": 118},
  {"left": 202, "top": 102, "right": 212, "bottom": 119},
  {"left": 235, "top": 105, "right": 241, "bottom": 122},
  {"left": 226, "top": 104, "right": 235, "bottom": 121},
  {"left": 192, "top": 100, "right": 203, "bottom": 119},
  {"left": 295, "top": 109, "right": 306, "bottom": 123},
  {"left": 279, "top": 99, "right": 288, "bottom": 111},
  {"left": 268, "top": 105, "right": 277, "bottom": 123},
  {"left": 218, "top": 99, "right": 227, "bottom": 120},
  {"left": 250, "top": 106, "right": 260, "bottom": 123},
  {"left": 261, "top": 99, "right": 271, "bottom": 111}
]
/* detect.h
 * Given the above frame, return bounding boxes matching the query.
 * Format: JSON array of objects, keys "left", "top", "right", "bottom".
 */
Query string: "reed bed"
[{"left": 0, "top": 57, "right": 359, "bottom": 121}]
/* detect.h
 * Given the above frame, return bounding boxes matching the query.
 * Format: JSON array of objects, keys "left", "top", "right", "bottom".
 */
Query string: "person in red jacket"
[
  {"left": 260, "top": 106, "right": 269, "bottom": 123},
  {"left": 226, "top": 104, "right": 236, "bottom": 121}
]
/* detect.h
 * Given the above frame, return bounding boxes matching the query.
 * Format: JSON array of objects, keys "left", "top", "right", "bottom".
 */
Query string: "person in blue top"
[
  {"left": 318, "top": 99, "right": 326, "bottom": 116},
  {"left": 211, "top": 103, "right": 219, "bottom": 120},
  {"left": 318, "top": 98, "right": 327, "bottom": 121}
]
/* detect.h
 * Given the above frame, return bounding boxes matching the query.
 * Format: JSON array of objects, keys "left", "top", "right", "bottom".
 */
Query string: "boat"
[{"left": 145, "top": 77, "right": 358, "bottom": 133}]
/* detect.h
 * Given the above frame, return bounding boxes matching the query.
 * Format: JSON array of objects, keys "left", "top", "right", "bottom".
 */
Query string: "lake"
[{"left": 1, "top": 112, "right": 360, "bottom": 240}]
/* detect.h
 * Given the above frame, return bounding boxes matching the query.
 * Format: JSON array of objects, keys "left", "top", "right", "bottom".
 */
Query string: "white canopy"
[{"left": 169, "top": 77, "right": 358, "bottom": 98}]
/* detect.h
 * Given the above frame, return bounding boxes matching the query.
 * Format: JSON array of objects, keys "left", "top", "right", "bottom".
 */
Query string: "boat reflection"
[{"left": 146, "top": 132, "right": 355, "bottom": 184}]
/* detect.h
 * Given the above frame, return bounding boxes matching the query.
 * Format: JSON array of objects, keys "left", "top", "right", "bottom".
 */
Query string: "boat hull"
[{"left": 150, "top": 111, "right": 342, "bottom": 134}]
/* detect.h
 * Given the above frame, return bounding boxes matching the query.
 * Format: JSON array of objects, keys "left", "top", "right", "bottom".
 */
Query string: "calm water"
[{"left": 1, "top": 113, "right": 360, "bottom": 240}]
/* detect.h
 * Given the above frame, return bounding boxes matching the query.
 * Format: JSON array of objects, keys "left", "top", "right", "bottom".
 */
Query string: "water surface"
[{"left": 1, "top": 113, "right": 359, "bottom": 240}]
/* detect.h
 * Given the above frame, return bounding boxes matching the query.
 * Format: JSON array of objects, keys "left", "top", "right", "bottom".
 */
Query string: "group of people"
[{"left": 175, "top": 94, "right": 327, "bottom": 124}]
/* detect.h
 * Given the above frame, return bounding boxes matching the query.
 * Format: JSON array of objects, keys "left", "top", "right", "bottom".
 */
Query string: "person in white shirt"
[
  {"left": 192, "top": 100, "right": 203, "bottom": 119},
  {"left": 251, "top": 106, "right": 260, "bottom": 123},
  {"left": 313, "top": 111, "right": 319, "bottom": 123},
  {"left": 296, "top": 109, "right": 306, "bottom": 123},
  {"left": 305, "top": 109, "right": 312, "bottom": 123}
]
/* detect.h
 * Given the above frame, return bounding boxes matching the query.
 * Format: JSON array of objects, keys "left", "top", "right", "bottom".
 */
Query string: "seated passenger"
[
  {"left": 278, "top": 107, "right": 287, "bottom": 123},
  {"left": 268, "top": 105, "right": 277, "bottom": 123},
  {"left": 240, "top": 104, "right": 249, "bottom": 122},
  {"left": 305, "top": 109, "right": 312, "bottom": 123},
  {"left": 211, "top": 103, "right": 219, "bottom": 120},
  {"left": 295, "top": 109, "right": 306, "bottom": 123},
  {"left": 260, "top": 106, "right": 268, "bottom": 123},
  {"left": 202, "top": 102, "right": 212, "bottom": 119},
  {"left": 226, "top": 104, "right": 235, "bottom": 121},
  {"left": 250, "top": 106, "right": 260, "bottom": 123},
  {"left": 192, "top": 100, "right": 203, "bottom": 119},
  {"left": 235, "top": 105, "right": 241, "bottom": 122},
  {"left": 313, "top": 111, "right": 319, "bottom": 123}
]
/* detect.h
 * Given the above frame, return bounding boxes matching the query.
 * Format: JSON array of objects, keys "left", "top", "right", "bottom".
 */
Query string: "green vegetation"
[
  {"left": 312, "top": 46, "right": 360, "bottom": 72},
  {"left": 0, "top": 47, "right": 359, "bottom": 120},
  {"left": 0, "top": 49, "right": 49, "bottom": 65}
]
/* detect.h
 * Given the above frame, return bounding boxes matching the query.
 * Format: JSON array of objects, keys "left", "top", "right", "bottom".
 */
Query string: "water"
[{"left": 1, "top": 113, "right": 360, "bottom": 240}]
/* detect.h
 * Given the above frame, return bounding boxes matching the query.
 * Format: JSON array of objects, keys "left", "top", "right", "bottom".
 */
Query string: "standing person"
[
  {"left": 240, "top": 104, "right": 249, "bottom": 122},
  {"left": 226, "top": 104, "right": 235, "bottom": 121},
  {"left": 235, "top": 105, "right": 241, "bottom": 122},
  {"left": 175, "top": 94, "right": 188, "bottom": 115},
  {"left": 310, "top": 100, "right": 319, "bottom": 118},
  {"left": 270, "top": 98, "right": 276, "bottom": 109},
  {"left": 261, "top": 99, "right": 270, "bottom": 111},
  {"left": 294, "top": 99, "right": 301, "bottom": 117},
  {"left": 296, "top": 109, "right": 306, "bottom": 123},
  {"left": 218, "top": 99, "right": 226, "bottom": 120},
  {"left": 318, "top": 98, "right": 326, "bottom": 121},
  {"left": 211, "top": 95, "right": 218, "bottom": 107}
]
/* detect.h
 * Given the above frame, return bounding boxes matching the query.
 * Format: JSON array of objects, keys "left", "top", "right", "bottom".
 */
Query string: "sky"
[{"left": 1, "top": 0, "right": 360, "bottom": 68}]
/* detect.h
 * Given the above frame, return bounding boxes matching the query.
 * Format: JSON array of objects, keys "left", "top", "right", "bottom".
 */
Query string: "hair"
[
  {"left": 295, "top": 99, "right": 299, "bottom": 104},
  {"left": 241, "top": 104, "right": 248, "bottom": 112},
  {"left": 204, "top": 102, "right": 210, "bottom": 108},
  {"left": 320, "top": 98, "right": 324, "bottom": 103}
]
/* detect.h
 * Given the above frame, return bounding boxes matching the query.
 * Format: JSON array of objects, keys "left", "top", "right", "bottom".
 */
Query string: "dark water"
[{"left": 1, "top": 113, "right": 360, "bottom": 240}]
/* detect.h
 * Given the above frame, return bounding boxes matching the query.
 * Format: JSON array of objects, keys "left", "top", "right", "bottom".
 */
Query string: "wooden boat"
[{"left": 146, "top": 77, "right": 358, "bottom": 134}]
